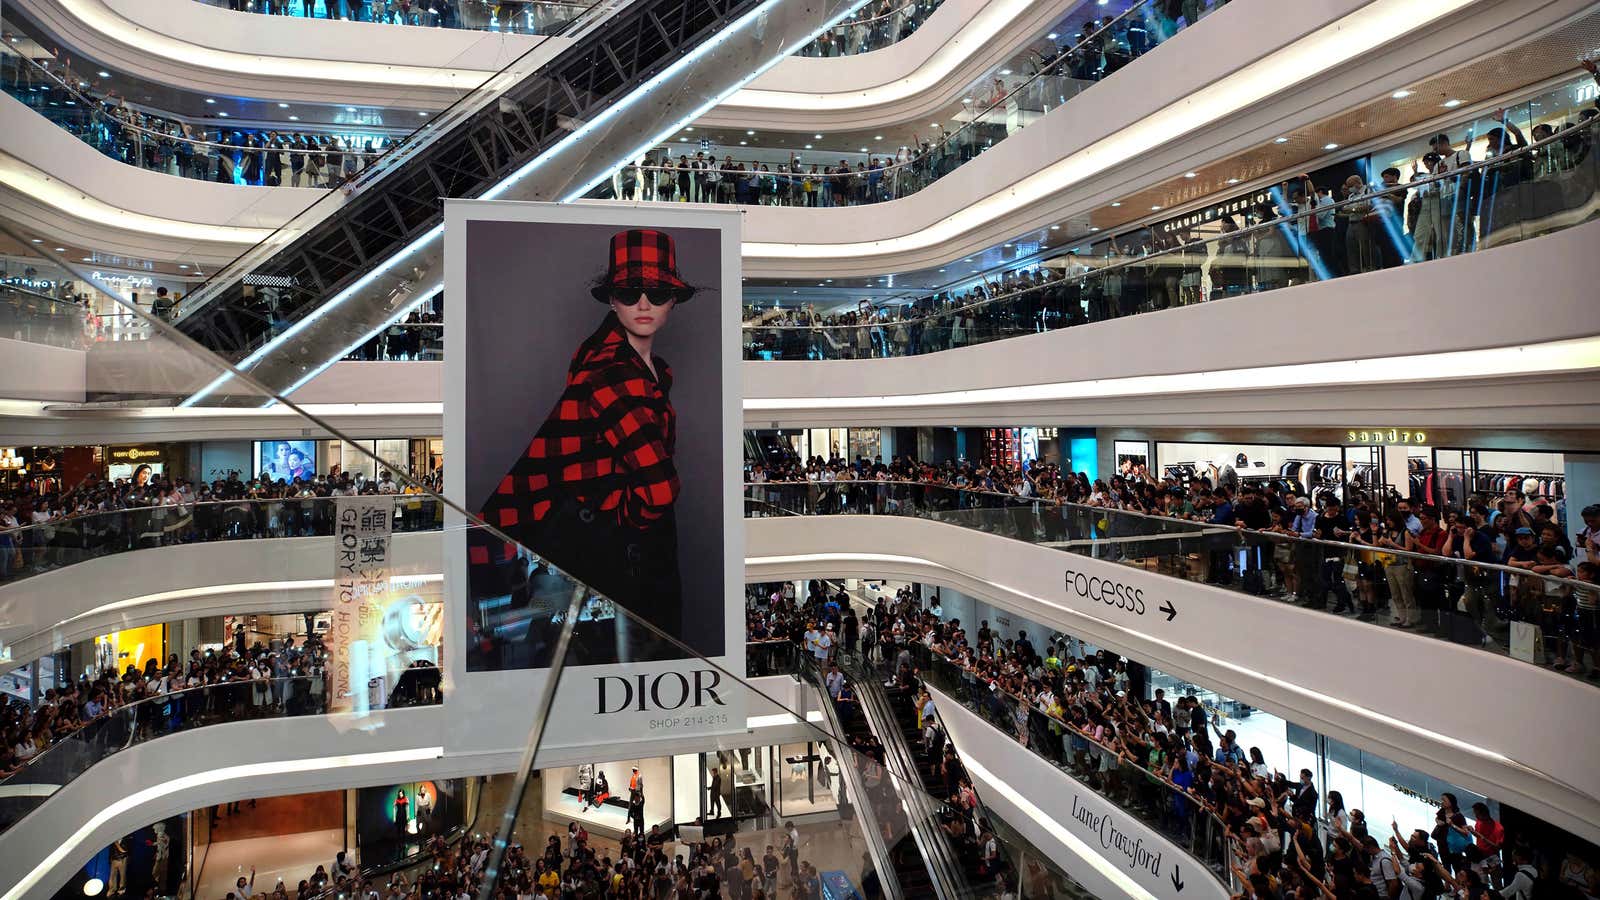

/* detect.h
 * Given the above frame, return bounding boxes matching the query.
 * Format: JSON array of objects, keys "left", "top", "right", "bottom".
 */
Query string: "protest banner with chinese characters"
[{"left": 332, "top": 495, "right": 395, "bottom": 712}]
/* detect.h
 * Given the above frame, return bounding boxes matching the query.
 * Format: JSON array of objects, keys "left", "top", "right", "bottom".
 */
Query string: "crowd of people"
[
  {"left": 0, "top": 466, "right": 445, "bottom": 580},
  {"left": 785, "top": 583, "right": 1600, "bottom": 900},
  {"left": 345, "top": 308, "right": 444, "bottom": 361},
  {"left": 3, "top": 48, "right": 390, "bottom": 188},
  {"left": 746, "top": 452, "right": 1600, "bottom": 676},
  {"left": 793, "top": 0, "right": 942, "bottom": 58},
  {"left": 201, "top": 0, "right": 583, "bottom": 33},
  {"left": 0, "top": 629, "right": 328, "bottom": 785}
]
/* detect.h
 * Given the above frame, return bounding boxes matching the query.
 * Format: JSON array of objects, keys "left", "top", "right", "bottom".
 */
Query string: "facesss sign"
[{"left": 1064, "top": 569, "right": 1147, "bottom": 616}]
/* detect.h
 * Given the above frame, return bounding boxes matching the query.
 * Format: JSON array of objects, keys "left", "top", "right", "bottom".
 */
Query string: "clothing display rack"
[{"left": 1474, "top": 470, "right": 1565, "bottom": 500}]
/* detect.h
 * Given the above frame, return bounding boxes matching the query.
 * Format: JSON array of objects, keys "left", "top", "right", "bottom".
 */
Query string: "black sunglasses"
[{"left": 610, "top": 288, "right": 679, "bottom": 306}]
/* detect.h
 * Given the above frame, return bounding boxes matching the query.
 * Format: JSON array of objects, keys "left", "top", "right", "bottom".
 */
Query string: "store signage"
[
  {"left": 0, "top": 276, "right": 56, "bottom": 291},
  {"left": 92, "top": 271, "right": 155, "bottom": 290},
  {"left": 1345, "top": 429, "right": 1427, "bottom": 445},
  {"left": 108, "top": 446, "right": 163, "bottom": 462},
  {"left": 1156, "top": 189, "right": 1272, "bottom": 235},
  {"left": 331, "top": 495, "right": 393, "bottom": 713}
]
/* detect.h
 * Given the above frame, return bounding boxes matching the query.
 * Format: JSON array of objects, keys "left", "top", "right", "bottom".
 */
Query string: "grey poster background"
[{"left": 462, "top": 219, "right": 725, "bottom": 657}]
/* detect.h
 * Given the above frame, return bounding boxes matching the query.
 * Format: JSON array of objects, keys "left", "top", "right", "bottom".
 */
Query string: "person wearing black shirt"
[{"left": 1315, "top": 499, "right": 1355, "bottom": 614}]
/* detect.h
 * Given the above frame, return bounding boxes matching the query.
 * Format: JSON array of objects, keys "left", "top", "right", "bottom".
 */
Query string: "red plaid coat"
[{"left": 471, "top": 314, "right": 678, "bottom": 567}]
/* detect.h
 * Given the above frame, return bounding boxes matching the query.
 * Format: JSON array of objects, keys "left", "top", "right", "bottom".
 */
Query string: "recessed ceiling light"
[
  {"left": 746, "top": 130, "right": 755, "bottom": 135},
  {"left": 205, "top": 98, "right": 216, "bottom": 104},
  {"left": 874, "top": 135, "right": 883, "bottom": 140},
  {"left": 1442, "top": 99, "right": 1462, "bottom": 108},
  {"left": 937, "top": 268, "right": 945, "bottom": 272},
  {"left": 98, "top": 71, "right": 111, "bottom": 78},
  {"left": 739, "top": 141, "right": 747, "bottom": 145},
  {"left": 1391, "top": 90, "right": 1412, "bottom": 99},
  {"left": 178, "top": 264, "right": 189, "bottom": 269},
  {"left": 678, "top": 137, "right": 688, "bottom": 142},
  {"left": 54, "top": 247, "right": 66, "bottom": 252},
  {"left": 1273, "top": 137, "right": 1289, "bottom": 144},
  {"left": 859, "top": 147, "right": 868, "bottom": 152},
  {"left": 1323, "top": 142, "right": 1339, "bottom": 150},
  {"left": 963, "top": 258, "right": 973, "bottom": 262},
  {"left": 1110, "top": 201, "right": 1121, "bottom": 207},
  {"left": 81, "top": 257, "right": 92, "bottom": 262},
  {"left": 685, "top": 126, "right": 695, "bottom": 132},
  {"left": 218, "top": 111, "right": 229, "bottom": 117},
  {"left": 1226, "top": 178, "right": 1239, "bottom": 184},
  {"left": 1183, "top": 171, "right": 1196, "bottom": 178},
  {"left": 1089, "top": 227, "right": 1100, "bottom": 232},
  {"left": 999, "top": 69, "right": 1012, "bottom": 76},
  {"left": 804, "top": 144, "right": 812, "bottom": 149},
  {"left": 277, "top": 102, "right": 290, "bottom": 108},
  {"left": 1003, "top": 243, "right": 1013, "bottom": 248},
  {"left": 418, "top": 111, "right": 428, "bottom": 117},
  {"left": 1151, "top": 205, "right": 1162, "bottom": 211},
  {"left": 814, "top": 133, "right": 823, "bottom": 139},
  {"left": 825, "top": 279, "right": 833, "bottom": 283},
  {"left": 29, "top": 238, "right": 41, "bottom": 243},
  {"left": 345, "top": 106, "right": 356, "bottom": 112},
  {"left": 288, "top": 115, "right": 299, "bottom": 121},
  {"left": 1049, "top": 225, "right": 1060, "bottom": 230},
  {"left": 1047, "top": 32, "right": 1058, "bottom": 39}
]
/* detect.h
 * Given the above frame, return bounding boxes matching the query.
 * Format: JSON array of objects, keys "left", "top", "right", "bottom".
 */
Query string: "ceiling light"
[
  {"left": 1089, "top": 227, "right": 1100, "bottom": 232},
  {"left": 1003, "top": 243, "right": 1013, "bottom": 248},
  {"left": 97, "top": 71, "right": 111, "bottom": 78},
  {"left": 345, "top": 106, "right": 356, "bottom": 112},
  {"left": 1110, "top": 201, "right": 1121, "bottom": 207},
  {"left": 1049, "top": 225, "right": 1060, "bottom": 230},
  {"left": 1273, "top": 137, "right": 1289, "bottom": 144},
  {"left": 1323, "top": 142, "right": 1339, "bottom": 150},
  {"left": 1442, "top": 99, "right": 1462, "bottom": 108},
  {"left": 814, "top": 133, "right": 822, "bottom": 139},
  {"left": 739, "top": 141, "right": 747, "bottom": 145},
  {"left": 678, "top": 137, "right": 688, "bottom": 142},
  {"left": 288, "top": 115, "right": 299, "bottom": 121},
  {"left": 277, "top": 102, "right": 290, "bottom": 108},
  {"left": 218, "top": 112, "right": 229, "bottom": 117},
  {"left": 825, "top": 279, "right": 832, "bottom": 283},
  {"left": 54, "top": 247, "right": 66, "bottom": 252},
  {"left": 1183, "top": 171, "right": 1196, "bottom": 178},
  {"left": 83, "top": 877, "right": 104, "bottom": 896},
  {"left": 804, "top": 144, "right": 812, "bottom": 149},
  {"left": 937, "top": 268, "right": 945, "bottom": 272},
  {"left": 963, "top": 258, "right": 973, "bottom": 262},
  {"left": 1151, "top": 205, "right": 1162, "bottom": 211},
  {"left": 29, "top": 238, "right": 42, "bottom": 243},
  {"left": 178, "top": 264, "right": 189, "bottom": 269},
  {"left": 874, "top": 135, "right": 883, "bottom": 140},
  {"left": 685, "top": 126, "right": 695, "bottom": 132},
  {"left": 1391, "top": 89, "right": 1412, "bottom": 99},
  {"left": 859, "top": 147, "right": 868, "bottom": 152},
  {"left": 418, "top": 111, "right": 427, "bottom": 117},
  {"left": 1047, "top": 32, "right": 1058, "bottom": 39},
  {"left": 999, "top": 69, "right": 1012, "bottom": 76},
  {"left": 205, "top": 98, "right": 216, "bottom": 104},
  {"left": 1227, "top": 177, "right": 1240, "bottom": 184},
  {"left": 746, "top": 129, "right": 755, "bottom": 135},
  {"left": 81, "top": 257, "right": 92, "bottom": 262}
]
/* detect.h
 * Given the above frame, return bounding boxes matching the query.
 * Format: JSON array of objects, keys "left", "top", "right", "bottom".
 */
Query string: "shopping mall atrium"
[{"left": 0, "top": 0, "right": 1597, "bottom": 897}]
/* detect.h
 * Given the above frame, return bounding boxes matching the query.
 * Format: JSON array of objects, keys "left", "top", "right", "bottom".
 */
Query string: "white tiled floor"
[{"left": 195, "top": 828, "right": 344, "bottom": 899}]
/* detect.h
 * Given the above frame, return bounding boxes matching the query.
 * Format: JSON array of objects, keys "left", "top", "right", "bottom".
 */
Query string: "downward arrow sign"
[
  {"left": 1159, "top": 600, "right": 1177, "bottom": 622},
  {"left": 1171, "top": 865, "right": 1185, "bottom": 892}
]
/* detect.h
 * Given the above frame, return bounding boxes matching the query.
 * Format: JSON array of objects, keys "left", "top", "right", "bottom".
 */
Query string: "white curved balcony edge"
[
  {"left": 0, "top": 675, "right": 822, "bottom": 900},
  {"left": 744, "top": 515, "right": 1600, "bottom": 845},
  {"left": 738, "top": 0, "right": 1589, "bottom": 279},
  {"left": 741, "top": 219, "right": 1600, "bottom": 426},
  {"left": 3, "top": 520, "right": 1594, "bottom": 844},
  {"left": 15, "top": 0, "right": 1049, "bottom": 129},
  {"left": 0, "top": 91, "right": 311, "bottom": 262}
]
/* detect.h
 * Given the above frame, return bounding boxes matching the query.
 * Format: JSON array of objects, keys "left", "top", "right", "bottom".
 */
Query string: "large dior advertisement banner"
[{"left": 443, "top": 201, "right": 744, "bottom": 754}]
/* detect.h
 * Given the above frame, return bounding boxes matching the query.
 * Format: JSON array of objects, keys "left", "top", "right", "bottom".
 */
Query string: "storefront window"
[{"left": 775, "top": 741, "right": 840, "bottom": 817}]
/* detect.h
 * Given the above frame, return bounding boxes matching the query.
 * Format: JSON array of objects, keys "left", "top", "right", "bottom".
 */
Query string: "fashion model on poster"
[{"left": 474, "top": 228, "right": 699, "bottom": 647}]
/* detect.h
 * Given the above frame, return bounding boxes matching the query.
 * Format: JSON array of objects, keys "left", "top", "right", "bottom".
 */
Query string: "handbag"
[{"left": 1509, "top": 621, "right": 1544, "bottom": 663}]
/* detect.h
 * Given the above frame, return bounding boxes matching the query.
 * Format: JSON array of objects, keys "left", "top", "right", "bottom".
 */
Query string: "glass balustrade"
[
  {"left": 1, "top": 43, "right": 389, "bottom": 189},
  {"left": 745, "top": 481, "right": 1600, "bottom": 681},
  {"left": 188, "top": 0, "right": 940, "bottom": 56},
  {"left": 742, "top": 116, "right": 1600, "bottom": 359},
  {"left": 0, "top": 285, "right": 104, "bottom": 350},
  {"left": 190, "top": 0, "right": 605, "bottom": 33},
  {"left": 0, "top": 676, "right": 336, "bottom": 832},
  {"left": 590, "top": 0, "right": 1187, "bottom": 207}
]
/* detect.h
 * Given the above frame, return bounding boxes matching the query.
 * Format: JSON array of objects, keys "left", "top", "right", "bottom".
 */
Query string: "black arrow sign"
[
  {"left": 1159, "top": 600, "right": 1177, "bottom": 622},
  {"left": 1171, "top": 865, "right": 1185, "bottom": 892}
]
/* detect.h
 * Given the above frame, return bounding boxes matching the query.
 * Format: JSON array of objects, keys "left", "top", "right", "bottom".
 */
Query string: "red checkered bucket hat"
[{"left": 589, "top": 228, "right": 697, "bottom": 303}]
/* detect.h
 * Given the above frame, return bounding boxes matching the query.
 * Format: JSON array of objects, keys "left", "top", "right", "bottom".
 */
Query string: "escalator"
[{"left": 167, "top": 0, "right": 866, "bottom": 405}]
